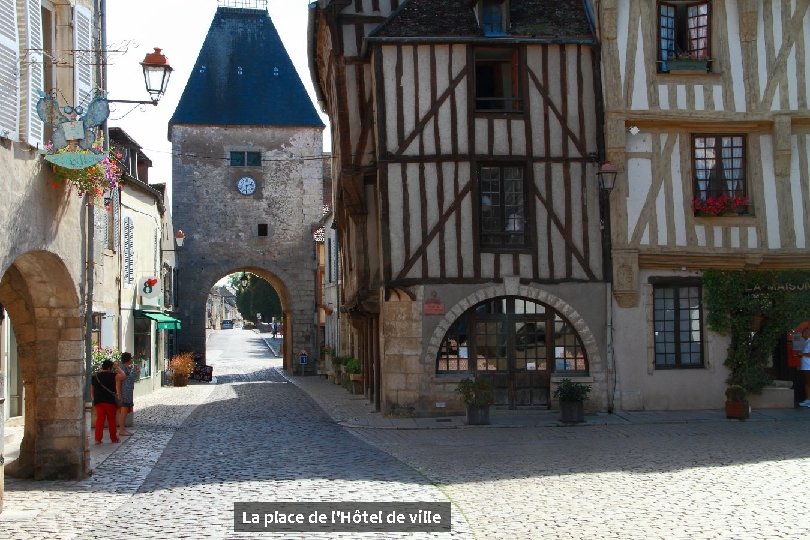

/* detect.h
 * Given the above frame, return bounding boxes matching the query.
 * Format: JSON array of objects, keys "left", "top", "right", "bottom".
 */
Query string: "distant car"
[{"left": 220, "top": 319, "right": 234, "bottom": 329}]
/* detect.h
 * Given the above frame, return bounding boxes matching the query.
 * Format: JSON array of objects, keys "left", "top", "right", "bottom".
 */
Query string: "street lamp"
[
  {"left": 108, "top": 48, "right": 173, "bottom": 106},
  {"left": 597, "top": 161, "right": 618, "bottom": 192}
]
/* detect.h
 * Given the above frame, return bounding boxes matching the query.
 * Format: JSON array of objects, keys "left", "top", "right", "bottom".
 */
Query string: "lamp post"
[
  {"left": 597, "top": 161, "right": 618, "bottom": 282},
  {"left": 107, "top": 48, "right": 173, "bottom": 106}
]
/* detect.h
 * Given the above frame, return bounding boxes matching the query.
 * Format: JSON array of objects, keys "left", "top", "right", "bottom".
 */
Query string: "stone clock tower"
[{"left": 169, "top": 4, "right": 325, "bottom": 367}]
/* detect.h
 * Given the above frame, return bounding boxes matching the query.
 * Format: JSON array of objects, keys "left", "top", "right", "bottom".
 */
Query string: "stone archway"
[
  {"left": 425, "top": 279, "right": 606, "bottom": 403},
  {"left": 175, "top": 261, "right": 313, "bottom": 373},
  {"left": 1, "top": 251, "right": 85, "bottom": 489}
]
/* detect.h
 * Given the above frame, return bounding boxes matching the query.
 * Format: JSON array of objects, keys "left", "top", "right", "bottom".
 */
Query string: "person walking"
[
  {"left": 799, "top": 328, "right": 810, "bottom": 408},
  {"left": 91, "top": 360, "right": 119, "bottom": 444},
  {"left": 116, "top": 352, "right": 139, "bottom": 435}
]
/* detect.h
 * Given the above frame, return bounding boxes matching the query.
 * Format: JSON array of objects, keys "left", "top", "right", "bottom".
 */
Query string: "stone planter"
[
  {"left": 173, "top": 373, "right": 189, "bottom": 387},
  {"left": 559, "top": 400, "right": 585, "bottom": 423},
  {"left": 465, "top": 405, "right": 490, "bottom": 425}
]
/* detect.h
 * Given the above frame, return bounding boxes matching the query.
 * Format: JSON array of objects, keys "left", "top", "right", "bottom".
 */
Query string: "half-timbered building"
[
  {"left": 310, "top": 0, "right": 608, "bottom": 415},
  {"left": 598, "top": 0, "right": 810, "bottom": 410}
]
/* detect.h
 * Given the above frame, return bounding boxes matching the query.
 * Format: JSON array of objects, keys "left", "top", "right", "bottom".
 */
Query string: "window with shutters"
[
  {"left": 20, "top": 0, "right": 43, "bottom": 147},
  {"left": 657, "top": 1, "right": 712, "bottom": 73},
  {"left": 73, "top": 5, "right": 93, "bottom": 109},
  {"left": 123, "top": 216, "right": 135, "bottom": 286},
  {"left": 0, "top": 0, "right": 19, "bottom": 139}
]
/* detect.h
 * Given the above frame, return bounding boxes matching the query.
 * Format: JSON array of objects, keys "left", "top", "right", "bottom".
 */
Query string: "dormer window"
[{"left": 481, "top": 0, "right": 507, "bottom": 36}]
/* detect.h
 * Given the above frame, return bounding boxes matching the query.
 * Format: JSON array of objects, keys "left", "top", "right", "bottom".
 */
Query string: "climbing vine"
[{"left": 703, "top": 269, "right": 810, "bottom": 394}]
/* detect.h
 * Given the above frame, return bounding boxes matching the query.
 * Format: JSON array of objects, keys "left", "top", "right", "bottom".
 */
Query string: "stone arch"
[
  {"left": 177, "top": 260, "right": 312, "bottom": 372},
  {"left": 1, "top": 250, "right": 85, "bottom": 483},
  {"left": 425, "top": 281, "right": 604, "bottom": 385}
]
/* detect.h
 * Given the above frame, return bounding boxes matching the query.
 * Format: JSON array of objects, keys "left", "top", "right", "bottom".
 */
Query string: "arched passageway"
[{"left": 1, "top": 251, "right": 86, "bottom": 490}]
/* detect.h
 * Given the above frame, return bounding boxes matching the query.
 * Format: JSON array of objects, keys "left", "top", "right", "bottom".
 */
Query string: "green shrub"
[
  {"left": 552, "top": 378, "right": 591, "bottom": 402},
  {"left": 343, "top": 357, "right": 361, "bottom": 375}
]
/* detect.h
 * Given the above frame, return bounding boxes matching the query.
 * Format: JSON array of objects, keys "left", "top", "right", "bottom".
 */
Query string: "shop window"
[
  {"left": 653, "top": 281, "right": 704, "bottom": 368},
  {"left": 436, "top": 297, "right": 588, "bottom": 376},
  {"left": 692, "top": 135, "right": 748, "bottom": 215},
  {"left": 474, "top": 48, "right": 522, "bottom": 112},
  {"left": 658, "top": 2, "right": 711, "bottom": 73},
  {"left": 479, "top": 165, "right": 527, "bottom": 249},
  {"left": 230, "top": 150, "right": 262, "bottom": 167},
  {"left": 134, "top": 317, "right": 152, "bottom": 379}
]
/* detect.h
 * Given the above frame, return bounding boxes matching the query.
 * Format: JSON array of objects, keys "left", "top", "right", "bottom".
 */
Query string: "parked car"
[{"left": 220, "top": 319, "right": 234, "bottom": 329}]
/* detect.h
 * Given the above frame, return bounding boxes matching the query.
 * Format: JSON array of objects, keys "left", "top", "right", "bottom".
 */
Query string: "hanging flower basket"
[{"left": 44, "top": 136, "right": 123, "bottom": 199}]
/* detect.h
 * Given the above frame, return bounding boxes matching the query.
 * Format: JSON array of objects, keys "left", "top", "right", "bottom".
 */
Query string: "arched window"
[{"left": 436, "top": 296, "right": 588, "bottom": 376}]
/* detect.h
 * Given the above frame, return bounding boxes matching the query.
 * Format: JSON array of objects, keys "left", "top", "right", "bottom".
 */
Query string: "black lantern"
[
  {"left": 240, "top": 273, "right": 249, "bottom": 288},
  {"left": 597, "top": 162, "right": 618, "bottom": 192}
]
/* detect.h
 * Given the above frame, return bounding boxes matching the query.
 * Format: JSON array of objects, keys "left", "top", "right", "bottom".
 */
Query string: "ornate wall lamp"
[
  {"left": 108, "top": 48, "right": 173, "bottom": 106},
  {"left": 162, "top": 230, "right": 186, "bottom": 253}
]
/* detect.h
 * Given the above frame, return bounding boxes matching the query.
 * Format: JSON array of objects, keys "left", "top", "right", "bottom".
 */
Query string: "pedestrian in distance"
[
  {"left": 116, "top": 352, "right": 139, "bottom": 435},
  {"left": 799, "top": 328, "right": 810, "bottom": 408},
  {"left": 91, "top": 359, "right": 119, "bottom": 444},
  {"left": 272, "top": 321, "right": 278, "bottom": 339}
]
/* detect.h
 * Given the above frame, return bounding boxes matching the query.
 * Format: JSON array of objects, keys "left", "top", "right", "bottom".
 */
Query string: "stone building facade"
[{"left": 170, "top": 6, "right": 325, "bottom": 369}]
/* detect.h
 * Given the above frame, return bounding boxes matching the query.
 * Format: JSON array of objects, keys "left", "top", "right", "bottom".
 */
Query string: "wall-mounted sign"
[
  {"left": 139, "top": 276, "right": 160, "bottom": 299},
  {"left": 44, "top": 152, "right": 106, "bottom": 170},
  {"left": 423, "top": 290, "right": 445, "bottom": 315}
]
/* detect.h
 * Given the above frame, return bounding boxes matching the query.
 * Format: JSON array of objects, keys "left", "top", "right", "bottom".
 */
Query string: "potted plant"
[
  {"left": 456, "top": 377, "right": 495, "bottom": 425},
  {"left": 725, "top": 384, "right": 749, "bottom": 420},
  {"left": 170, "top": 352, "right": 195, "bottom": 387},
  {"left": 343, "top": 357, "right": 362, "bottom": 394},
  {"left": 331, "top": 355, "right": 344, "bottom": 384},
  {"left": 553, "top": 378, "right": 591, "bottom": 423}
]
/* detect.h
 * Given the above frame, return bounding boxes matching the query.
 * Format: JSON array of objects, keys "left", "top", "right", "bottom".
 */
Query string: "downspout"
[{"left": 85, "top": 0, "right": 106, "bottom": 404}]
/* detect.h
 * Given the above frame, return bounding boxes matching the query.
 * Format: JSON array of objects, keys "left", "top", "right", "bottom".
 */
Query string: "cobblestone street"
[{"left": 2, "top": 331, "right": 810, "bottom": 539}]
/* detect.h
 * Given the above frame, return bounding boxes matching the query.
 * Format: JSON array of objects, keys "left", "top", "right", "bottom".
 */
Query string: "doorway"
[{"left": 437, "top": 296, "right": 589, "bottom": 409}]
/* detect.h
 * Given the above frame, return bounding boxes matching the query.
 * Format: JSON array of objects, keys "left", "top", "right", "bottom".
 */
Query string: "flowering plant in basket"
[
  {"left": 45, "top": 136, "right": 123, "bottom": 199},
  {"left": 692, "top": 194, "right": 749, "bottom": 217}
]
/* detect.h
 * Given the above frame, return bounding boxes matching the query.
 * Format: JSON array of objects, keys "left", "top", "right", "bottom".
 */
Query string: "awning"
[{"left": 137, "top": 311, "right": 182, "bottom": 330}]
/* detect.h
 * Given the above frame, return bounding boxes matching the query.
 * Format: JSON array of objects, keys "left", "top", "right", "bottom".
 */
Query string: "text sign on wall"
[{"left": 423, "top": 290, "right": 445, "bottom": 315}]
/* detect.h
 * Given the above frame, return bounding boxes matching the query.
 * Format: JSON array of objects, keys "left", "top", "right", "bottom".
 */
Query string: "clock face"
[{"left": 237, "top": 176, "right": 256, "bottom": 195}]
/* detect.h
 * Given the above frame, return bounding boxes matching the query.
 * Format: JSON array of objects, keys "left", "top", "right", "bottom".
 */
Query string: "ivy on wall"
[{"left": 703, "top": 269, "right": 810, "bottom": 394}]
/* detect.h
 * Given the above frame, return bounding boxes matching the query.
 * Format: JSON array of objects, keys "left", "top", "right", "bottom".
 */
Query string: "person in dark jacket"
[{"left": 91, "top": 360, "right": 120, "bottom": 444}]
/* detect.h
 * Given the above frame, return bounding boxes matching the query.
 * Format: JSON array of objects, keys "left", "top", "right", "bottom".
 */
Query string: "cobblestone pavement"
[
  {"left": 4, "top": 331, "right": 810, "bottom": 540},
  {"left": 1, "top": 337, "right": 468, "bottom": 540},
  {"left": 288, "top": 371, "right": 810, "bottom": 540}
]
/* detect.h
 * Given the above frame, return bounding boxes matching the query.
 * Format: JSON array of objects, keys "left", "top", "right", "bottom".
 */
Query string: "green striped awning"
[{"left": 138, "top": 311, "right": 182, "bottom": 330}]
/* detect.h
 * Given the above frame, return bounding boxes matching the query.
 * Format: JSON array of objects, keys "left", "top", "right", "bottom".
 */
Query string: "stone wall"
[{"left": 170, "top": 125, "right": 324, "bottom": 367}]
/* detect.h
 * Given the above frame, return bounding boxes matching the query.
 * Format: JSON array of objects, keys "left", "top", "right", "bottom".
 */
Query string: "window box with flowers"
[
  {"left": 692, "top": 194, "right": 750, "bottom": 217},
  {"left": 44, "top": 137, "right": 123, "bottom": 199}
]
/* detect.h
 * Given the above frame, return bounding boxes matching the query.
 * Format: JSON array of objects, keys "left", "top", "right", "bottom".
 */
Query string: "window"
[
  {"left": 658, "top": 2, "right": 711, "bottom": 72},
  {"left": 653, "top": 281, "right": 704, "bottom": 368},
  {"left": 133, "top": 317, "right": 151, "bottom": 379},
  {"left": 693, "top": 135, "right": 748, "bottom": 214},
  {"left": 481, "top": 0, "right": 507, "bottom": 36},
  {"left": 436, "top": 297, "right": 588, "bottom": 375},
  {"left": 479, "top": 165, "right": 526, "bottom": 248},
  {"left": 230, "top": 151, "right": 262, "bottom": 167},
  {"left": 474, "top": 48, "right": 521, "bottom": 112},
  {"left": 258, "top": 223, "right": 268, "bottom": 236},
  {"left": 91, "top": 313, "right": 102, "bottom": 346}
]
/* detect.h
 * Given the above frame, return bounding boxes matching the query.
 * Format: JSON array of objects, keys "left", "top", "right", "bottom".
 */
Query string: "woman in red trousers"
[{"left": 91, "top": 360, "right": 120, "bottom": 444}]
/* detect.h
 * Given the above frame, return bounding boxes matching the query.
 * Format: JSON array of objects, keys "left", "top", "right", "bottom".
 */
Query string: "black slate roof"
[
  {"left": 371, "top": 0, "right": 593, "bottom": 40},
  {"left": 170, "top": 7, "right": 323, "bottom": 129}
]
